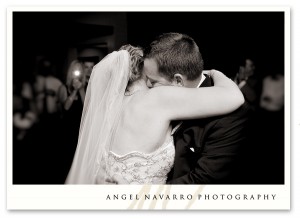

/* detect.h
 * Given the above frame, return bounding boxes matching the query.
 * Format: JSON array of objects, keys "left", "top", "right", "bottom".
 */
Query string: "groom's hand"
[
  {"left": 105, "top": 175, "right": 129, "bottom": 184},
  {"left": 104, "top": 177, "right": 118, "bottom": 185}
]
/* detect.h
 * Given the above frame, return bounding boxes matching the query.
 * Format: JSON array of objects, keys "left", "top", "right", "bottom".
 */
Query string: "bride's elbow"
[{"left": 232, "top": 89, "right": 245, "bottom": 109}]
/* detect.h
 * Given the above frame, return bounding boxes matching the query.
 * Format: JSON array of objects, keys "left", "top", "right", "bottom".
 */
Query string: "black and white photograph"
[{"left": 6, "top": 7, "right": 290, "bottom": 210}]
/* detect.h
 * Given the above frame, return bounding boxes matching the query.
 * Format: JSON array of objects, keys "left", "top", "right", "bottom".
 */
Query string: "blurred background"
[{"left": 12, "top": 11, "right": 285, "bottom": 184}]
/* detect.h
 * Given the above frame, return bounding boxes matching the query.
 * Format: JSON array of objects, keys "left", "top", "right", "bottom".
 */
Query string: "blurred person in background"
[
  {"left": 58, "top": 60, "right": 86, "bottom": 111},
  {"left": 78, "top": 56, "right": 98, "bottom": 88},
  {"left": 241, "top": 71, "right": 284, "bottom": 184},
  {"left": 233, "top": 57, "right": 262, "bottom": 110},
  {"left": 13, "top": 80, "right": 37, "bottom": 142},
  {"left": 33, "top": 57, "right": 62, "bottom": 119},
  {"left": 28, "top": 56, "right": 63, "bottom": 183},
  {"left": 57, "top": 60, "right": 87, "bottom": 182},
  {"left": 260, "top": 73, "right": 284, "bottom": 112},
  {"left": 256, "top": 72, "right": 284, "bottom": 183},
  {"left": 13, "top": 73, "right": 38, "bottom": 184}
]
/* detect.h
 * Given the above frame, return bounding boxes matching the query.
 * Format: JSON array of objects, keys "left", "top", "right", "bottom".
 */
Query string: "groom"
[{"left": 143, "top": 33, "right": 250, "bottom": 184}]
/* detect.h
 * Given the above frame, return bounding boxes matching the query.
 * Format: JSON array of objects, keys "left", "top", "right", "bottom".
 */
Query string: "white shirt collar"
[{"left": 197, "top": 72, "right": 206, "bottom": 88}]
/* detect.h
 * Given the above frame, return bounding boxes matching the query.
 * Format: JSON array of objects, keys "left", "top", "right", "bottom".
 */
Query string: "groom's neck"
[{"left": 183, "top": 75, "right": 202, "bottom": 88}]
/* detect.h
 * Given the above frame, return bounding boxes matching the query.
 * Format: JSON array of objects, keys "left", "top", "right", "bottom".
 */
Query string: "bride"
[{"left": 65, "top": 45, "right": 244, "bottom": 184}]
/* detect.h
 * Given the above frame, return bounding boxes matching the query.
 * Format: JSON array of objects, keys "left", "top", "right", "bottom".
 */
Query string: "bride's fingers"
[{"left": 202, "top": 69, "right": 214, "bottom": 78}]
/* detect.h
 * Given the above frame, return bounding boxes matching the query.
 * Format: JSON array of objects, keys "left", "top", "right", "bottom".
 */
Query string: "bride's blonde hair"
[{"left": 119, "top": 44, "right": 144, "bottom": 83}]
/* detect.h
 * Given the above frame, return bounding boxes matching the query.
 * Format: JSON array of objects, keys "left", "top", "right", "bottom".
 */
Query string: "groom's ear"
[{"left": 173, "top": 73, "right": 185, "bottom": 87}]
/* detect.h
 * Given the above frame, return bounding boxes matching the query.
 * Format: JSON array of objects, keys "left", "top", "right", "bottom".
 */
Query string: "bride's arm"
[{"left": 147, "top": 69, "right": 244, "bottom": 121}]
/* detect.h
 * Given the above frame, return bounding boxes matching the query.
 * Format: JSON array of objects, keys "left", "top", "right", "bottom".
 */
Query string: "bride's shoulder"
[
  {"left": 124, "top": 90, "right": 158, "bottom": 116},
  {"left": 128, "top": 87, "right": 175, "bottom": 111},
  {"left": 145, "top": 86, "right": 178, "bottom": 105}
]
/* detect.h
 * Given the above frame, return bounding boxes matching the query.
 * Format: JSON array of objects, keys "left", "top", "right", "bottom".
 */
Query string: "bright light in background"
[{"left": 73, "top": 70, "right": 80, "bottom": 76}]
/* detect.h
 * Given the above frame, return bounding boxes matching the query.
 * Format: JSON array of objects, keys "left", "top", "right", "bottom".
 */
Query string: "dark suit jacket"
[{"left": 167, "top": 76, "right": 251, "bottom": 184}]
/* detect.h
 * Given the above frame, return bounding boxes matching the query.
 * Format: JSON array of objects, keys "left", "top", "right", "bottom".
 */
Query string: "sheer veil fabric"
[{"left": 65, "top": 50, "right": 130, "bottom": 184}]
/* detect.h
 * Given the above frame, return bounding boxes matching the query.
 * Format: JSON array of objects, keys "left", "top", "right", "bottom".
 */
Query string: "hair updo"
[{"left": 119, "top": 44, "right": 144, "bottom": 83}]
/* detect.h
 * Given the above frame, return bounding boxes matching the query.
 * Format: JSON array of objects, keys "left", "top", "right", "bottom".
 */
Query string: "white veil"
[{"left": 65, "top": 50, "right": 130, "bottom": 184}]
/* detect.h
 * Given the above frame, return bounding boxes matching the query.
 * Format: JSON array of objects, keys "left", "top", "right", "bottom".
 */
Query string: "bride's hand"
[
  {"left": 207, "top": 69, "right": 237, "bottom": 84},
  {"left": 204, "top": 69, "right": 217, "bottom": 78},
  {"left": 72, "top": 78, "right": 83, "bottom": 90}
]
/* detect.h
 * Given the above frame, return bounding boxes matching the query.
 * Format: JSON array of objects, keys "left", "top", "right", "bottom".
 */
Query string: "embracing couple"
[{"left": 65, "top": 32, "right": 249, "bottom": 184}]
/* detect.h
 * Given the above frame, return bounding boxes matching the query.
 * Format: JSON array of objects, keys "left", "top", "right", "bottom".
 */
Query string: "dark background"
[
  {"left": 128, "top": 12, "right": 284, "bottom": 77},
  {"left": 13, "top": 12, "right": 284, "bottom": 81},
  {"left": 12, "top": 11, "right": 285, "bottom": 184}
]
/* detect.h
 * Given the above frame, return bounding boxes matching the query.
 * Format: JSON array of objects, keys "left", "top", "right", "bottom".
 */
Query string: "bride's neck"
[{"left": 126, "top": 78, "right": 148, "bottom": 93}]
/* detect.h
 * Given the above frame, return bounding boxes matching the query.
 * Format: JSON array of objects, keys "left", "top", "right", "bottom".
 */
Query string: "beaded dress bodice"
[{"left": 105, "top": 137, "right": 175, "bottom": 184}]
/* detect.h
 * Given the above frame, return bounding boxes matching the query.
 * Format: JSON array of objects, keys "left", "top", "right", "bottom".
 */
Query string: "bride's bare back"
[{"left": 110, "top": 90, "right": 172, "bottom": 156}]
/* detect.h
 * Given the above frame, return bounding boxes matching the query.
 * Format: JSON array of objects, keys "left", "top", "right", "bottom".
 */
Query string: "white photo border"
[{"left": 7, "top": 6, "right": 290, "bottom": 210}]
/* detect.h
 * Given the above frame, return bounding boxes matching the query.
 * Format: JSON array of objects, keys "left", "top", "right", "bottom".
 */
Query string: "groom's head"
[{"left": 143, "top": 32, "right": 204, "bottom": 88}]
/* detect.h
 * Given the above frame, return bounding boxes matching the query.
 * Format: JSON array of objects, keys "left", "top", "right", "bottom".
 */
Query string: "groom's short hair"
[{"left": 145, "top": 32, "right": 204, "bottom": 81}]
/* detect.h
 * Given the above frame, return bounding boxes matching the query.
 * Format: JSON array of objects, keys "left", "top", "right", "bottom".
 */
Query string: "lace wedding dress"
[{"left": 105, "top": 137, "right": 175, "bottom": 184}]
